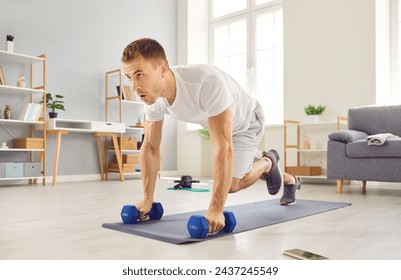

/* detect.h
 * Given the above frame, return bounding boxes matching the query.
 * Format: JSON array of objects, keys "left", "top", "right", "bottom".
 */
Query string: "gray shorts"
[{"left": 232, "top": 103, "right": 265, "bottom": 179}]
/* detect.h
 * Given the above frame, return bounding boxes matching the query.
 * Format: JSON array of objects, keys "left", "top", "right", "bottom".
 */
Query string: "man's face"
[{"left": 122, "top": 56, "right": 166, "bottom": 105}]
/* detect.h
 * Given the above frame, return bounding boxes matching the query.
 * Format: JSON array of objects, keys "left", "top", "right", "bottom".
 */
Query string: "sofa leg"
[
  {"left": 337, "top": 179, "right": 343, "bottom": 193},
  {"left": 362, "top": 180, "right": 367, "bottom": 190}
]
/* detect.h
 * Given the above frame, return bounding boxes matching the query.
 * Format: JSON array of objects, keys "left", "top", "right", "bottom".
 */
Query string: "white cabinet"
[{"left": 0, "top": 50, "right": 46, "bottom": 184}]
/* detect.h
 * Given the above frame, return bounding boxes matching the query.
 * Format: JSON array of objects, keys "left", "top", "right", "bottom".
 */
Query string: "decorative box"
[
  {"left": 285, "top": 166, "right": 322, "bottom": 176},
  {"left": 108, "top": 163, "right": 135, "bottom": 173},
  {"left": 13, "top": 138, "right": 43, "bottom": 149},
  {"left": 4, "top": 162, "right": 24, "bottom": 178},
  {"left": 110, "top": 137, "right": 137, "bottom": 150},
  {"left": 23, "top": 162, "right": 42, "bottom": 177},
  {"left": 113, "top": 154, "right": 139, "bottom": 164},
  {"left": 0, "top": 163, "right": 5, "bottom": 178}
]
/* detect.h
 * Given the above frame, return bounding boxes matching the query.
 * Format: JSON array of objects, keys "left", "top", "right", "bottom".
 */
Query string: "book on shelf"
[
  {"left": 115, "top": 84, "right": 137, "bottom": 101},
  {"left": 116, "top": 85, "right": 125, "bottom": 100},
  {"left": 0, "top": 65, "right": 5, "bottom": 85},
  {"left": 18, "top": 103, "right": 43, "bottom": 121},
  {"left": 122, "top": 85, "right": 135, "bottom": 101}
]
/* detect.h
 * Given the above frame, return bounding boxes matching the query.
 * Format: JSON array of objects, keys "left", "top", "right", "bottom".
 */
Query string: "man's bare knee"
[
  {"left": 229, "top": 186, "right": 239, "bottom": 193},
  {"left": 229, "top": 178, "right": 241, "bottom": 193}
]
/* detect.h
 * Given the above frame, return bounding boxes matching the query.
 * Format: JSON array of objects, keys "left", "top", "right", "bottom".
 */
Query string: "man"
[{"left": 121, "top": 38, "right": 300, "bottom": 234}]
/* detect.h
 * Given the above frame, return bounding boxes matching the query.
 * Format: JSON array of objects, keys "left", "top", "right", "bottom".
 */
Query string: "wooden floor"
[{"left": 1, "top": 177, "right": 401, "bottom": 260}]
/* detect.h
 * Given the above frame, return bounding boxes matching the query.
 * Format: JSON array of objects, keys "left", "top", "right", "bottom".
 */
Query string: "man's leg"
[{"left": 230, "top": 157, "right": 294, "bottom": 193}]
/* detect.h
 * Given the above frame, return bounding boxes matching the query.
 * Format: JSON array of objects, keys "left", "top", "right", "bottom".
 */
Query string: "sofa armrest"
[{"left": 328, "top": 130, "right": 369, "bottom": 143}]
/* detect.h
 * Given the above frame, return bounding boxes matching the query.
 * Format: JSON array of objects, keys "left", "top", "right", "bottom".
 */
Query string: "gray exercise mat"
[{"left": 102, "top": 199, "right": 351, "bottom": 244}]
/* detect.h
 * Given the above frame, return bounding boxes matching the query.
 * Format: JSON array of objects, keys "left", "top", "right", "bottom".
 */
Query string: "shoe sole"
[{"left": 280, "top": 185, "right": 300, "bottom": 206}]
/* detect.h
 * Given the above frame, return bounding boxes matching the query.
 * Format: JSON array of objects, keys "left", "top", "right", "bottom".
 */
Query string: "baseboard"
[
  {"left": 44, "top": 174, "right": 103, "bottom": 184},
  {"left": 0, "top": 170, "right": 180, "bottom": 186},
  {"left": 159, "top": 170, "right": 180, "bottom": 177},
  {"left": 50, "top": 170, "right": 182, "bottom": 183}
]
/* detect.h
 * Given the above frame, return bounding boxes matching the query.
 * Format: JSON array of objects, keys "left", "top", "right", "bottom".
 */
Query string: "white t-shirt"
[{"left": 144, "top": 64, "right": 257, "bottom": 134}]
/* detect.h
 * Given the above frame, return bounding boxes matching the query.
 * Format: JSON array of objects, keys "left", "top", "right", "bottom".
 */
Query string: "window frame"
[
  {"left": 391, "top": 0, "right": 400, "bottom": 103},
  {"left": 209, "top": 0, "right": 284, "bottom": 125}
]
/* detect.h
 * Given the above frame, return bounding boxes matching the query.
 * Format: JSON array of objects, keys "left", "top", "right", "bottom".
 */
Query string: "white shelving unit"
[
  {"left": 0, "top": 50, "right": 47, "bottom": 184},
  {"left": 105, "top": 69, "right": 144, "bottom": 179},
  {"left": 284, "top": 118, "right": 347, "bottom": 179}
]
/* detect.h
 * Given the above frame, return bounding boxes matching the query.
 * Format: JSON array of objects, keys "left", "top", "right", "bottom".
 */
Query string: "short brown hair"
[{"left": 122, "top": 38, "right": 169, "bottom": 66}]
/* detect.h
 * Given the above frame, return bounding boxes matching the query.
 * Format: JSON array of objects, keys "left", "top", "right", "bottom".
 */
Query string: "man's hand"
[
  {"left": 205, "top": 209, "right": 225, "bottom": 233},
  {"left": 135, "top": 200, "right": 154, "bottom": 220}
]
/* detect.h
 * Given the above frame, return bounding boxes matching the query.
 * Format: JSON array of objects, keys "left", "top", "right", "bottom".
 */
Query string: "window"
[
  {"left": 391, "top": 0, "right": 401, "bottom": 103},
  {"left": 210, "top": 0, "right": 283, "bottom": 125}
]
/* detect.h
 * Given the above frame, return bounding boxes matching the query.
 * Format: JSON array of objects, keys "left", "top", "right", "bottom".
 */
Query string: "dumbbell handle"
[{"left": 174, "top": 179, "right": 200, "bottom": 183}]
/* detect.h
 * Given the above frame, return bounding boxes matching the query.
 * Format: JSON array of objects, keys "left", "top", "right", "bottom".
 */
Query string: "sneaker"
[
  {"left": 262, "top": 149, "right": 283, "bottom": 195},
  {"left": 280, "top": 177, "right": 301, "bottom": 206}
]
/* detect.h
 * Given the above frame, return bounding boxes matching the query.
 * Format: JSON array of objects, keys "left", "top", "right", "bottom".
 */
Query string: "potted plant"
[
  {"left": 304, "top": 104, "right": 326, "bottom": 123},
  {"left": 42, "top": 93, "right": 65, "bottom": 118},
  {"left": 196, "top": 128, "right": 210, "bottom": 140}
]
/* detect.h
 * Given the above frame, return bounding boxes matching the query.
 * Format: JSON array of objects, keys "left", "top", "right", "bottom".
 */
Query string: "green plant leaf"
[
  {"left": 42, "top": 93, "right": 66, "bottom": 112},
  {"left": 196, "top": 128, "right": 210, "bottom": 139},
  {"left": 304, "top": 104, "right": 326, "bottom": 115}
]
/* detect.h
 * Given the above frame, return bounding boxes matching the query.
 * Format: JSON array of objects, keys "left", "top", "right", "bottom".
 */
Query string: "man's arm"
[
  {"left": 136, "top": 119, "right": 163, "bottom": 219},
  {"left": 206, "top": 107, "right": 234, "bottom": 233}
]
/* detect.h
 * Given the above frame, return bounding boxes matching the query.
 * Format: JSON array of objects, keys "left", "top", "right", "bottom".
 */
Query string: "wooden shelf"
[
  {"left": 107, "top": 170, "right": 141, "bottom": 175},
  {"left": 0, "top": 51, "right": 46, "bottom": 186},
  {"left": 286, "top": 149, "right": 327, "bottom": 152},
  {"left": 0, "top": 50, "right": 45, "bottom": 64},
  {"left": 0, "top": 148, "right": 45, "bottom": 152},
  {"left": 0, "top": 119, "right": 45, "bottom": 125},
  {"left": 285, "top": 121, "right": 338, "bottom": 127},
  {"left": 107, "top": 149, "right": 140, "bottom": 153},
  {"left": 126, "top": 126, "right": 144, "bottom": 131},
  {"left": 0, "top": 85, "right": 44, "bottom": 95},
  {"left": 107, "top": 99, "right": 144, "bottom": 105},
  {"left": 284, "top": 117, "right": 348, "bottom": 180},
  {"left": 105, "top": 68, "right": 145, "bottom": 181},
  {"left": 297, "top": 175, "right": 327, "bottom": 179}
]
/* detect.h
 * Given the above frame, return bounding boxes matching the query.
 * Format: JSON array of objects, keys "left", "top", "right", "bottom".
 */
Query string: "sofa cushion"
[
  {"left": 348, "top": 105, "right": 401, "bottom": 136},
  {"left": 328, "top": 130, "right": 369, "bottom": 143},
  {"left": 346, "top": 138, "right": 401, "bottom": 158}
]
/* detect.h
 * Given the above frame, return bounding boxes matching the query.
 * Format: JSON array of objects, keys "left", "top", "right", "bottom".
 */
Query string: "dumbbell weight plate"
[
  {"left": 121, "top": 205, "right": 140, "bottom": 224},
  {"left": 187, "top": 215, "right": 209, "bottom": 238},
  {"left": 187, "top": 211, "right": 237, "bottom": 239},
  {"left": 148, "top": 202, "right": 164, "bottom": 220}
]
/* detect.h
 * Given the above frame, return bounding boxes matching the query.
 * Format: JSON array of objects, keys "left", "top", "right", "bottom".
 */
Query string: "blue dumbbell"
[
  {"left": 187, "top": 211, "right": 237, "bottom": 238},
  {"left": 121, "top": 202, "right": 164, "bottom": 224}
]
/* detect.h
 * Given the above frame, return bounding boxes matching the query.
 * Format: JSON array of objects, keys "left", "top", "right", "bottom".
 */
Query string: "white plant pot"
[
  {"left": 308, "top": 115, "right": 320, "bottom": 123},
  {"left": 6, "top": 41, "right": 14, "bottom": 53}
]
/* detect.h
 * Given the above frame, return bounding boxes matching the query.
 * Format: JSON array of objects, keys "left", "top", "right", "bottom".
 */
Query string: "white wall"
[
  {"left": 176, "top": 0, "right": 211, "bottom": 176},
  {"left": 0, "top": 0, "right": 177, "bottom": 179},
  {"left": 262, "top": 0, "right": 383, "bottom": 174},
  {"left": 376, "top": 0, "right": 392, "bottom": 105},
  {"left": 283, "top": 0, "right": 377, "bottom": 123},
  {"left": 177, "top": 0, "right": 387, "bottom": 177},
  {"left": 178, "top": 0, "right": 391, "bottom": 178}
]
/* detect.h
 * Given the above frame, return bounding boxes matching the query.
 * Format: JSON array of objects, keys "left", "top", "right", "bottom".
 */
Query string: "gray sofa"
[{"left": 327, "top": 105, "right": 401, "bottom": 193}]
